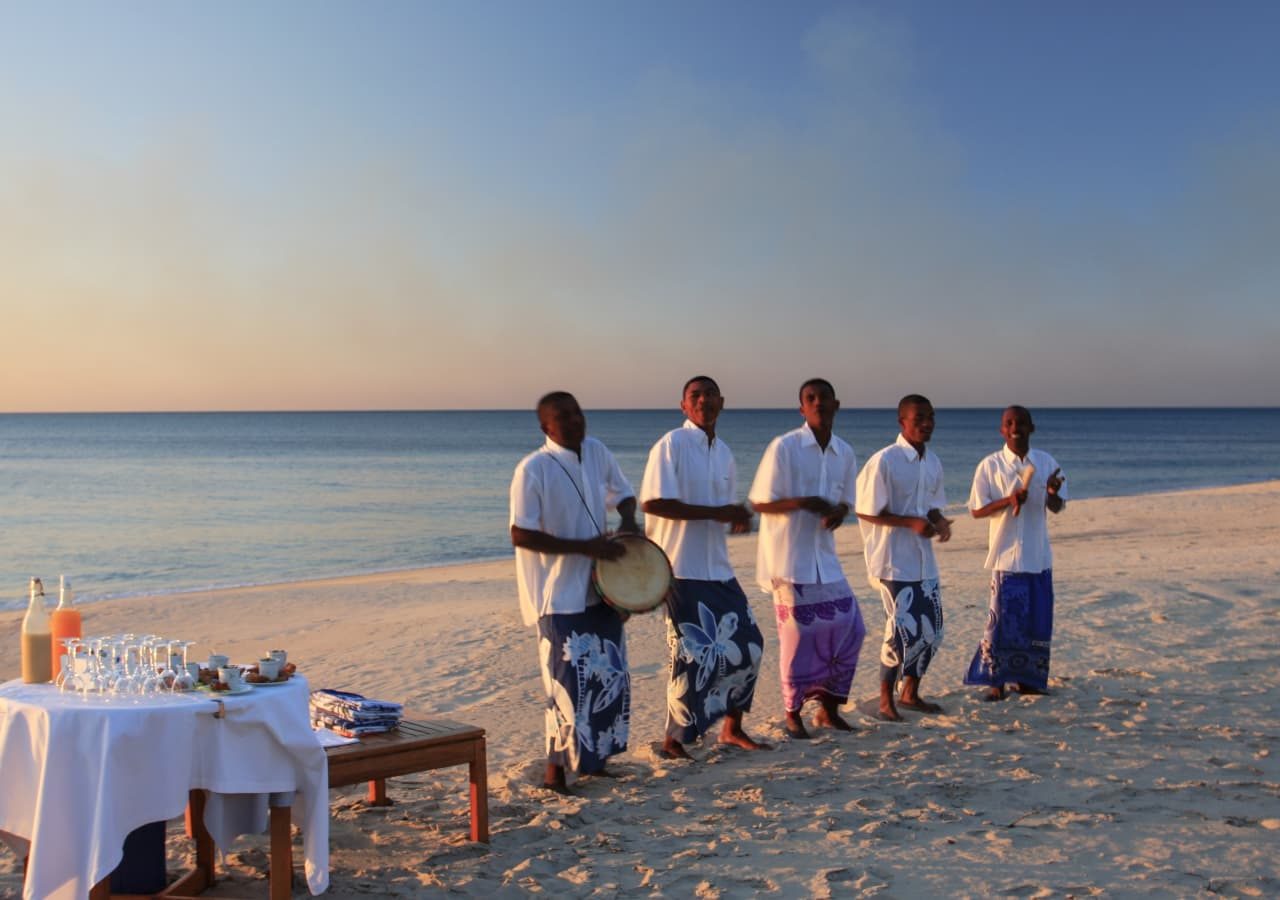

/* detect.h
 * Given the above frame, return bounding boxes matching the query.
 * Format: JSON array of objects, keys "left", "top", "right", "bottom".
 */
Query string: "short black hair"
[
  {"left": 682, "top": 375, "right": 721, "bottom": 398},
  {"left": 799, "top": 378, "right": 835, "bottom": 402},
  {"left": 897, "top": 394, "right": 932, "bottom": 417},
  {"left": 536, "top": 391, "right": 577, "bottom": 422}
]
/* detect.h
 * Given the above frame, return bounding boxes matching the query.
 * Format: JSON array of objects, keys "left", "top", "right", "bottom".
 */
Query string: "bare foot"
[
  {"left": 719, "top": 729, "right": 771, "bottom": 751},
  {"left": 784, "top": 711, "right": 810, "bottom": 739},
  {"left": 983, "top": 686, "right": 1005, "bottom": 702},
  {"left": 659, "top": 737, "right": 693, "bottom": 760},
  {"left": 591, "top": 766, "right": 623, "bottom": 779},
  {"left": 542, "top": 763, "right": 571, "bottom": 794},
  {"left": 813, "top": 704, "right": 854, "bottom": 731},
  {"left": 898, "top": 696, "right": 945, "bottom": 714},
  {"left": 1014, "top": 683, "right": 1048, "bottom": 695},
  {"left": 876, "top": 705, "right": 903, "bottom": 722}
]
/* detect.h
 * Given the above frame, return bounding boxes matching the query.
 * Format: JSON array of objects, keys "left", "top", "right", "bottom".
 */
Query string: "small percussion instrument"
[{"left": 592, "top": 534, "right": 673, "bottom": 614}]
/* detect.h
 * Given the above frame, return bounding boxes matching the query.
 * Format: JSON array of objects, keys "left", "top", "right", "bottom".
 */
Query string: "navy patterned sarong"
[
  {"left": 964, "top": 569, "right": 1054, "bottom": 691},
  {"left": 537, "top": 603, "right": 630, "bottom": 774},
  {"left": 665, "top": 578, "right": 764, "bottom": 744},
  {"left": 874, "top": 577, "right": 944, "bottom": 686}
]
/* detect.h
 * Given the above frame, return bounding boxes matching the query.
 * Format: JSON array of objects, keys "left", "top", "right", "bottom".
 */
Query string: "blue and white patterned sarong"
[
  {"left": 665, "top": 578, "right": 764, "bottom": 744},
  {"left": 537, "top": 603, "right": 630, "bottom": 775},
  {"left": 873, "top": 577, "right": 944, "bottom": 686},
  {"left": 964, "top": 569, "right": 1054, "bottom": 691}
]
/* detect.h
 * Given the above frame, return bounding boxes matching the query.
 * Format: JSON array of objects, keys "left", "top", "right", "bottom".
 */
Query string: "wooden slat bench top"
[{"left": 324, "top": 717, "right": 489, "bottom": 845}]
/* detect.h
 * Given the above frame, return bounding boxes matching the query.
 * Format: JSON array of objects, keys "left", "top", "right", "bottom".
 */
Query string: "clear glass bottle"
[{"left": 21, "top": 577, "right": 53, "bottom": 684}]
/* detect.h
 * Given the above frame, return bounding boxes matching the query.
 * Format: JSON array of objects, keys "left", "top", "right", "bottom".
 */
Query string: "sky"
[{"left": 2, "top": 0, "right": 1277, "bottom": 412}]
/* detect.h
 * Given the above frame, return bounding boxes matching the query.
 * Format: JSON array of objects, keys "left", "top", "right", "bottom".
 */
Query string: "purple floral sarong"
[
  {"left": 772, "top": 578, "right": 866, "bottom": 712},
  {"left": 964, "top": 569, "right": 1054, "bottom": 691}
]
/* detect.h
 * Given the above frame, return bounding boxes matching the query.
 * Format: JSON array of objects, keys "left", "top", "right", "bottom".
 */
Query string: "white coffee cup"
[
  {"left": 208, "top": 654, "right": 230, "bottom": 671},
  {"left": 257, "top": 657, "right": 282, "bottom": 680},
  {"left": 267, "top": 648, "right": 287, "bottom": 666},
  {"left": 218, "top": 666, "right": 244, "bottom": 689}
]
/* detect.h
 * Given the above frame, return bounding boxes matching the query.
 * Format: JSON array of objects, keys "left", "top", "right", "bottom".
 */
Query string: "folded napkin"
[{"left": 310, "top": 688, "right": 403, "bottom": 736}]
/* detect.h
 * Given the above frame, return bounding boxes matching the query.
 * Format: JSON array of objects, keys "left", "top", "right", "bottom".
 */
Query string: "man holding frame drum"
[
  {"left": 641, "top": 375, "right": 769, "bottom": 760},
  {"left": 510, "top": 391, "right": 639, "bottom": 794}
]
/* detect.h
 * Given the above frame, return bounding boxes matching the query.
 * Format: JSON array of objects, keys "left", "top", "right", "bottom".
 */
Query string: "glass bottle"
[
  {"left": 50, "top": 575, "right": 84, "bottom": 679},
  {"left": 21, "top": 577, "right": 53, "bottom": 684}
]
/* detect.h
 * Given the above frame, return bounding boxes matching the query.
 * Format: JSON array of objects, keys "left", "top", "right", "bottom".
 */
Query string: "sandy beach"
[{"left": 3, "top": 481, "right": 1278, "bottom": 898}]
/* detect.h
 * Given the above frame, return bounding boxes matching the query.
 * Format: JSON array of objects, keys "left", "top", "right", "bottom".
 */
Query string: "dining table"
[{"left": 0, "top": 675, "right": 329, "bottom": 899}]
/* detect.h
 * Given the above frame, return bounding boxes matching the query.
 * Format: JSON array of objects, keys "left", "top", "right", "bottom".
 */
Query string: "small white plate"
[
  {"left": 206, "top": 684, "right": 254, "bottom": 696},
  {"left": 249, "top": 676, "right": 294, "bottom": 687}
]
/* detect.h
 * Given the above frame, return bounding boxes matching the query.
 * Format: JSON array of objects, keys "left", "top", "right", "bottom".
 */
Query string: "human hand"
[
  {"left": 800, "top": 496, "right": 831, "bottom": 514},
  {"left": 588, "top": 537, "right": 627, "bottom": 561},
  {"left": 909, "top": 517, "right": 937, "bottom": 538},
  {"left": 1009, "top": 487, "right": 1028, "bottom": 517},
  {"left": 821, "top": 502, "right": 849, "bottom": 531},
  {"left": 933, "top": 516, "right": 953, "bottom": 543},
  {"left": 720, "top": 503, "right": 753, "bottom": 533},
  {"left": 1046, "top": 468, "right": 1064, "bottom": 496}
]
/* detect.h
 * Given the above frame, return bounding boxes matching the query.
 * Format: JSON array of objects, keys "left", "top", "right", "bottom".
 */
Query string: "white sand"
[{"left": 3, "top": 481, "right": 1278, "bottom": 897}]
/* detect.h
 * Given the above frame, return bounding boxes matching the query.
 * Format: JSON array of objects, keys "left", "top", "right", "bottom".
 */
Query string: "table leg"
[
  {"left": 469, "top": 737, "right": 489, "bottom": 843},
  {"left": 269, "top": 805, "right": 293, "bottom": 900},
  {"left": 366, "top": 777, "right": 389, "bottom": 806}
]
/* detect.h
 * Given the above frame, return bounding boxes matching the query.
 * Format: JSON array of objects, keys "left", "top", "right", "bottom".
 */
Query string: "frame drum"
[{"left": 592, "top": 534, "right": 673, "bottom": 614}]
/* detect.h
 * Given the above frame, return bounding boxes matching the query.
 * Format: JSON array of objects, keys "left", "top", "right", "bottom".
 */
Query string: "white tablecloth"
[{"left": 0, "top": 677, "right": 329, "bottom": 899}]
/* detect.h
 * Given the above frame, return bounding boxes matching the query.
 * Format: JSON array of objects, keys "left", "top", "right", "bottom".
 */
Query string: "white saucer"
[
  {"left": 250, "top": 677, "right": 294, "bottom": 687},
  {"left": 208, "top": 684, "right": 253, "bottom": 696}
]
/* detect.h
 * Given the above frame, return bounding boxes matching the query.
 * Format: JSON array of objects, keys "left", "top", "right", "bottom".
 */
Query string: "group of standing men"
[{"left": 510, "top": 377, "right": 1065, "bottom": 793}]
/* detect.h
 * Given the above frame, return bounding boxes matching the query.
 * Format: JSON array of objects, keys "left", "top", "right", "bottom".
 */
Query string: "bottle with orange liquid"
[
  {"left": 21, "top": 577, "right": 53, "bottom": 684},
  {"left": 50, "top": 575, "right": 83, "bottom": 679}
]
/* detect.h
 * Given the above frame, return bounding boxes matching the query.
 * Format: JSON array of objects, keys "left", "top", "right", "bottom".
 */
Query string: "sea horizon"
[{"left": 4, "top": 407, "right": 1278, "bottom": 610}]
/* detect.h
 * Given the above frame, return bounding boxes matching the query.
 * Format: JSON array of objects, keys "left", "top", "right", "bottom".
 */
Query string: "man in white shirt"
[
  {"left": 855, "top": 394, "right": 953, "bottom": 721},
  {"left": 641, "top": 376, "right": 768, "bottom": 759},
  {"left": 964, "top": 405, "right": 1067, "bottom": 700},
  {"left": 510, "top": 391, "right": 639, "bottom": 793},
  {"left": 749, "top": 378, "right": 866, "bottom": 739}
]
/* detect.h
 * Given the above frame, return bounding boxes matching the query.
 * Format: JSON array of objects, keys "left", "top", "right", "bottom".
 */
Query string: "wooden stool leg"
[
  {"left": 269, "top": 805, "right": 293, "bottom": 900},
  {"left": 470, "top": 737, "right": 489, "bottom": 843},
  {"left": 367, "top": 777, "right": 389, "bottom": 806}
]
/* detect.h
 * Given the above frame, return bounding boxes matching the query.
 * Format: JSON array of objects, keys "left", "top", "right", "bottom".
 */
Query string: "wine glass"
[
  {"left": 56, "top": 638, "right": 82, "bottom": 692},
  {"left": 170, "top": 641, "right": 196, "bottom": 692}
]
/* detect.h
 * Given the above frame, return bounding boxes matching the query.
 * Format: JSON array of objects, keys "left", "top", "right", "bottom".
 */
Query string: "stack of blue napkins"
[{"left": 310, "top": 688, "right": 403, "bottom": 737}]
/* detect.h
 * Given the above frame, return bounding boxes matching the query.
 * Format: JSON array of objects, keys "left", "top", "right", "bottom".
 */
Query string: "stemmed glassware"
[
  {"left": 55, "top": 638, "right": 82, "bottom": 692},
  {"left": 170, "top": 641, "right": 196, "bottom": 692}
]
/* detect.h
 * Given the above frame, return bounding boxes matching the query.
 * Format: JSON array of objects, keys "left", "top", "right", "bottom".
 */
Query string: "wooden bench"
[
  {"left": 84, "top": 718, "right": 488, "bottom": 899},
  {"left": 323, "top": 718, "right": 489, "bottom": 842}
]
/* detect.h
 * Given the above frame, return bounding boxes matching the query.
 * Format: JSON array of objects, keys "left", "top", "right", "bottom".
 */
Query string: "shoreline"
[
  {"left": 5, "top": 476, "right": 1278, "bottom": 614},
  {"left": 3, "top": 479, "right": 1279, "bottom": 896}
]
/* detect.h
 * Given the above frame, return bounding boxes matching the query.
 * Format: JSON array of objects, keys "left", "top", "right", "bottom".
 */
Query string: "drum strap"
[{"left": 545, "top": 452, "right": 603, "bottom": 536}]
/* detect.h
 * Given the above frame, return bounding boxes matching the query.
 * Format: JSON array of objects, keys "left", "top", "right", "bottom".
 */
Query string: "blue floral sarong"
[
  {"left": 873, "top": 577, "right": 944, "bottom": 686},
  {"left": 665, "top": 578, "right": 764, "bottom": 744},
  {"left": 538, "top": 603, "right": 630, "bottom": 774},
  {"left": 964, "top": 569, "right": 1054, "bottom": 691}
]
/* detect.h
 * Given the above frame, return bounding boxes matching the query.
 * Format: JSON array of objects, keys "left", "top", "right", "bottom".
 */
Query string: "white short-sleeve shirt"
[
  {"left": 969, "top": 445, "right": 1067, "bottom": 573},
  {"left": 855, "top": 434, "right": 947, "bottom": 581},
  {"left": 749, "top": 423, "right": 857, "bottom": 593},
  {"left": 640, "top": 420, "right": 737, "bottom": 581},
  {"left": 509, "top": 435, "right": 635, "bottom": 625}
]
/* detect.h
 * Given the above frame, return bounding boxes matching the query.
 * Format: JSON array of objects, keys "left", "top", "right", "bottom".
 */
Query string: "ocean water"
[{"left": 2, "top": 408, "right": 1278, "bottom": 610}]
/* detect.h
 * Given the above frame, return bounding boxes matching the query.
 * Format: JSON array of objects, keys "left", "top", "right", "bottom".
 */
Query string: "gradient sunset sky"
[{"left": 3, "top": 1, "right": 1277, "bottom": 412}]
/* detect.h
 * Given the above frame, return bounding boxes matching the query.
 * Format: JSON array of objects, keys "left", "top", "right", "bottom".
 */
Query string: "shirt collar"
[
  {"left": 895, "top": 432, "right": 927, "bottom": 461},
  {"left": 800, "top": 422, "right": 843, "bottom": 454},
  {"left": 682, "top": 418, "right": 715, "bottom": 446},
  {"left": 542, "top": 436, "right": 582, "bottom": 462},
  {"left": 999, "top": 444, "right": 1029, "bottom": 466}
]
